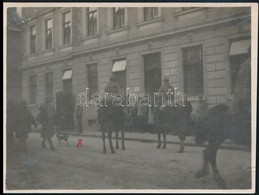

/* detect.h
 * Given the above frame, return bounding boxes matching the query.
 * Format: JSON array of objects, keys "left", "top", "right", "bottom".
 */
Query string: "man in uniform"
[
  {"left": 38, "top": 96, "right": 56, "bottom": 150},
  {"left": 157, "top": 77, "right": 175, "bottom": 107}
]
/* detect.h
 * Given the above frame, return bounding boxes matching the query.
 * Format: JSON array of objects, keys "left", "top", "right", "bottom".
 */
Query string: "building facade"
[
  {"left": 7, "top": 8, "right": 23, "bottom": 103},
  {"left": 20, "top": 7, "right": 251, "bottom": 130}
]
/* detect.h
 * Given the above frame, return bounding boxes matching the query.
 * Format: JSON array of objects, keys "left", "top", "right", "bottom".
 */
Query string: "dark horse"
[
  {"left": 195, "top": 57, "right": 251, "bottom": 189},
  {"left": 154, "top": 100, "right": 192, "bottom": 153},
  {"left": 97, "top": 100, "right": 126, "bottom": 154}
]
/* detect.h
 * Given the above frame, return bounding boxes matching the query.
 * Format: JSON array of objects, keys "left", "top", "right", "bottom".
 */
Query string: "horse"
[
  {"left": 97, "top": 100, "right": 126, "bottom": 154},
  {"left": 195, "top": 57, "right": 251, "bottom": 189},
  {"left": 154, "top": 100, "right": 193, "bottom": 153}
]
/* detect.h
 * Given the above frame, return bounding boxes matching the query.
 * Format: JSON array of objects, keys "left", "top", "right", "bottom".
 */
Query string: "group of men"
[
  {"left": 7, "top": 73, "right": 209, "bottom": 153},
  {"left": 7, "top": 96, "right": 57, "bottom": 152}
]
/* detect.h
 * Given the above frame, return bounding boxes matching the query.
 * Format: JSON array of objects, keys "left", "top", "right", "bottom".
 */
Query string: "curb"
[{"left": 50, "top": 131, "right": 250, "bottom": 152}]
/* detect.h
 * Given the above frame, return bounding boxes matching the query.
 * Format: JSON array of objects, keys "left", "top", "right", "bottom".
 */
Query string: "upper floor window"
[
  {"left": 87, "top": 7, "right": 98, "bottom": 36},
  {"left": 144, "top": 7, "right": 159, "bottom": 21},
  {"left": 30, "top": 25, "right": 36, "bottom": 54},
  {"left": 63, "top": 11, "right": 71, "bottom": 45},
  {"left": 45, "top": 18, "right": 53, "bottom": 50},
  {"left": 113, "top": 7, "right": 125, "bottom": 29},
  {"left": 182, "top": 45, "right": 204, "bottom": 95}
]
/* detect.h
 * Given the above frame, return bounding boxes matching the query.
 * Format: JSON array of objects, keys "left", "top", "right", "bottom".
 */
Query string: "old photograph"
[{"left": 3, "top": 3, "right": 257, "bottom": 193}]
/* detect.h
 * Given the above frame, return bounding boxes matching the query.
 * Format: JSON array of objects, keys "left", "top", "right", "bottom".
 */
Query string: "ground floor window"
[
  {"left": 144, "top": 53, "right": 161, "bottom": 104},
  {"left": 87, "top": 63, "right": 98, "bottom": 97},
  {"left": 112, "top": 59, "right": 127, "bottom": 95},
  {"left": 29, "top": 75, "right": 37, "bottom": 104},
  {"left": 62, "top": 69, "right": 72, "bottom": 93},
  {"left": 229, "top": 38, "right": 250, "bottom": 93},
  {"left": 182, "top": 45, "right": 203, "bottom": 95}
]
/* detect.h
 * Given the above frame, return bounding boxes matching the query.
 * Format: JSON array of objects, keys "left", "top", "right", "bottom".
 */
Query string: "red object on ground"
[{"left": 76, "top": 138, "right": 83, "bottom": 148}]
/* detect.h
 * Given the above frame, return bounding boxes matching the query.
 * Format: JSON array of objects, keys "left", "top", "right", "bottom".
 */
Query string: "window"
[
  {"left": 62, "top": 69, "right": 72, "bottom": 93},
  {"left": 30, "top": 25, "right": 36, "bottom": 54},
  {"left": 45, "top": 72, "right": 53, "bottom": 98},
  {"left": 229, "top": 38, "right": 250, "bottom": 93},
  {"left": 63, "top": 11, "right": 71, "bottom": 45},
  {"left": 87, "top": 64, "right": 98, "bottom": 97},
  {"left": 144, "top": 7, "right": 159, "bottom": 21},
  {"left": 113, "top": 7, "right": 125, "bottom": 29},
  {"left": 182, "top": 45, "right": 203, "bottom": 95},
  {"left": 29, "top": 75, "right": 37, "bottom": 104},
  {"left": 144, "top": 53, "right": 161, "bottom": 104},
  {"left": 87, "top": 7, "right": 98, "bottom": 36},
  {"left": 112, "top": 60, "right": 127, "bottom": 96},
  {"left": 45, "top": 18, "right": 53, "bottom": 50}
]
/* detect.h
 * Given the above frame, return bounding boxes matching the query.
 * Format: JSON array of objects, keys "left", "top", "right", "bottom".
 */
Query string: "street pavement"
[
  {"left": 58, "top": 128, "right": 250, "bottom": 151},
  {"left": 5, "top": 132, "right": 252, "bottom": 191}
]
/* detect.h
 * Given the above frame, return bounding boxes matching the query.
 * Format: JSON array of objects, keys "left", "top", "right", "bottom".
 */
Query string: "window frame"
[
  {"left": 113, "top": 7, "right": 126, "bottom": 29},
  {"left": 87, "top": 7, "right": 98, "bottom": 36},
  {"left": 182, "top": 45, "right": 204, "bottom": 96},
  {"left": 29, "top": 24, "right": 37, "bottom": 54},
  {"left": 45, "top": 18, "right": 53, "bottom": 50},
  {"left": 62, "top": 10, "right": 72, "bottom": 45},
  {"left": 143, "top": 7, "right": 159, "bottom": 21}
]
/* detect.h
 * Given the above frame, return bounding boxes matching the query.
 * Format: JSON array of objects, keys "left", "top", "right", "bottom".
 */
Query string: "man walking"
[{"left": 38, "top": 96, "right": 56, "bottom": 150}]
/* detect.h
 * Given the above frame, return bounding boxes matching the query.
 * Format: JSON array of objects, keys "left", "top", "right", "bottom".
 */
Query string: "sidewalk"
[{"left": 52, "top": 128, "right": 250, "bottom": 152}]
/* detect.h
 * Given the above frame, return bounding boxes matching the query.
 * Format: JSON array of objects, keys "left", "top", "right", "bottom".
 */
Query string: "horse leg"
[
  {"left": 162, "top": 132, "right": 167, "bottom": 149},
  {"left": 195, "top": 147, "right": 210, "bottom": 178},
  {"left": 157, "top": 131, "right": 161, "bottom": 149},
  {"left": 115, "top": 131, "right": 119, "bottom": 149},
  {"left": 108, "top": 130, "right": 115, "bottom": 154},
  {"left": 102, "top": 129, "right": 107, "bottom": 154},
  {"left": 177, "top": 133, "right": 185, "bottom": 153},
  {"left": 121, "top": 129, "right": 126, "bottom": 150},
  {"left": 208, "top": 143, "right": 227, "bottom": 189}
]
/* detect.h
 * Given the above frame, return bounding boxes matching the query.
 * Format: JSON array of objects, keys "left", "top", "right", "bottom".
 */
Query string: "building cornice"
[{"left": 21, "top": 14, "right": 251, "bottom": 70}]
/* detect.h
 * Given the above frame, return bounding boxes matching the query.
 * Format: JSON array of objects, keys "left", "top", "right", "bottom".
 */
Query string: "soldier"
[
  {"left": 157, "top": 77, "right": 175, "bottom": 106},
  {"left": 105, "top": 74, "right": 121, "bottom": 94},
  {"left": 38, "top": 96, "right": 56, "bottom": 150},
  {"left": 75, "top": 104, "right": 83, "bottom": 133},
  {"left": 15, "top": 101, "right": 37, "bottom": 153},
  {"left": 176, "top": 98, "right": 193, "bottom": 153}
]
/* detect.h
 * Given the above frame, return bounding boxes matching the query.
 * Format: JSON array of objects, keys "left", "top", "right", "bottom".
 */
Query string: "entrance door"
[{"left": 144, "top": 53, "right": 161, "bottom": 104}]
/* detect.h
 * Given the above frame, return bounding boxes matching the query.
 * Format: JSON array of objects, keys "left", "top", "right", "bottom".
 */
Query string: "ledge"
[
  {"left": 187, "top": 95, "right": 204, "bottom": 101},
  {"left": 81, "top": 33, "right": 101, "bottom": 41},
  {"left": 42, "top": 48, "right": 55, "bottom": 54},
  {"left": 59, "top": 43, "right": 73, "bottom": 50},
  {"left": 26, "top": 52, "right": 38, "bottom": 58},
  {"left": 136, "top": 17, "right": 164, "bottom": 27},
  {"left": 107, "top": 26, "right": 129, "bottom": 35},
  {"left": 173, "top": 8, "right": 206, "bottom": 17}
]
